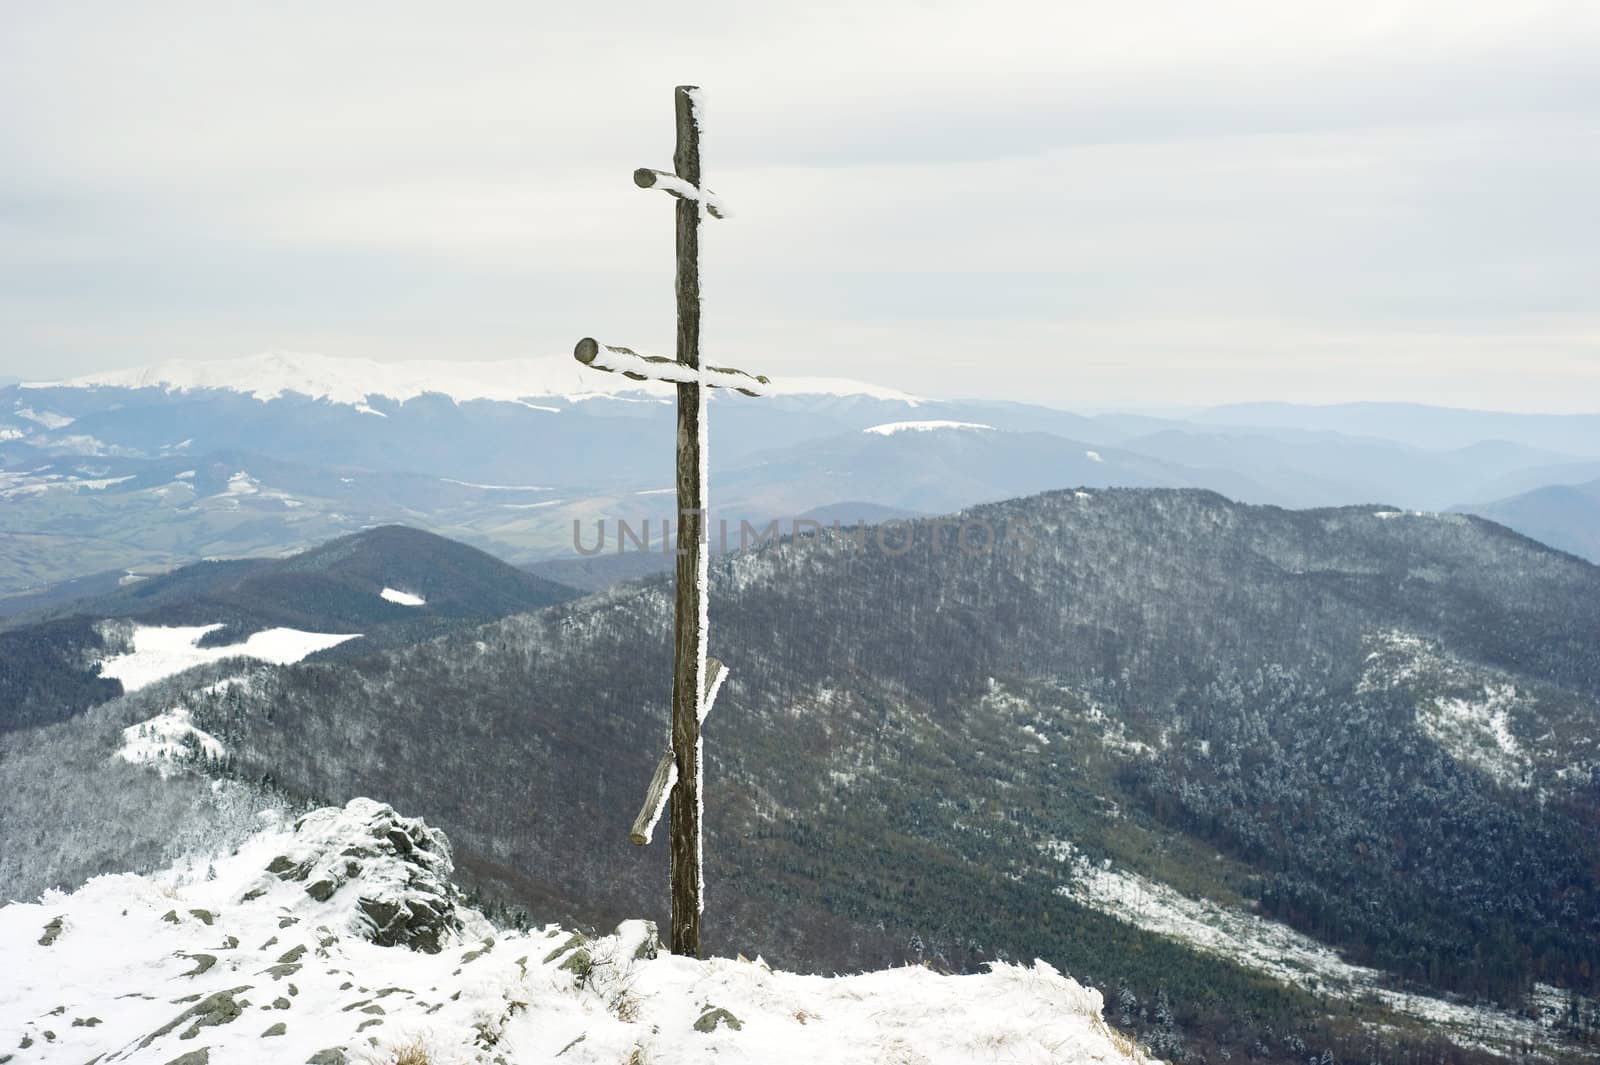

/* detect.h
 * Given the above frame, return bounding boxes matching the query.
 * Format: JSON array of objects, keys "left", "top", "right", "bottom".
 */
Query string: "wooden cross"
[{"left": 573, "top": 85, "right": 770, "bottom": 958}]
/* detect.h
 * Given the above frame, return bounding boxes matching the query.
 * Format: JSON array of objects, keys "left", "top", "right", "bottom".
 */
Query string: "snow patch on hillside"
[
  {"left": 2, "top": 801, "right": 1150, "bottom": 1065},
  {"left": 97, "top": 624, "right": 361, "bottom": 691},
  {"left": 864, "top": 420, "right": 994, "bottom": 436},
  {"left": 380, "top": 587, "right": 425, "bottom": 607},
  {"left": 1417, "top": 685, "right": 1529, "bottom": 788},
  {"left": 14, "top": 405, "right": 74, "bottom": 428},
  {"left": 0, "top": 468, "right": 140, "bottom": 500},
  {"left": 118, "top": 707, "right": 226, "bottom": 777},
  {"left": 441, "top": 478, "right": 550, "bottom": 491},
  {"left": 1044, "top": 841, "right": 1577, "bottom": 1055},
  {"left": 1359, "top": 630, "right": 1533, "bottom": 787}
]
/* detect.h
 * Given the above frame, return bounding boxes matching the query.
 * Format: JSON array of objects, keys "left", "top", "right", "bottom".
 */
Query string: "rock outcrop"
[{"left": 246, "top": 798, "right": 462, "bottom": 952}]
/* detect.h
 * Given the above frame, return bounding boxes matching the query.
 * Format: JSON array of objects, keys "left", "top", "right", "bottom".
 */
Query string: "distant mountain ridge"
[
  {"left": 1199, "top": 401, "right": 1600, "bottom": 457},
  {"left": 1455, "top": 476, "right": 1600, "bottom": 563},
  {"left": 8, "top": 353, "right": 1600, "bottom": 596}
]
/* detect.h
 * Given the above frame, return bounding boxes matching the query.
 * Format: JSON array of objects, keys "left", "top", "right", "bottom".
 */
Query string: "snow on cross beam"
[
  {"left": 573, "top": 338, "right": 769, "bottom": 396},
  {"left": 632, "top": 168, "right": 731, "bottom": 219}
]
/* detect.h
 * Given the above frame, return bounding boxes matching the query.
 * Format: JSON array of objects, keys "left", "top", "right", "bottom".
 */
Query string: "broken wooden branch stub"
[{"left": 630, "top": 658, "right": 727, "bottom": 846}]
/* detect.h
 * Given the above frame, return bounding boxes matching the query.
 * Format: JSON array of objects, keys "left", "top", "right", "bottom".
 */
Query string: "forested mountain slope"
[{"left": 18, "top": 491, "right": 1600, "bottom": 1061}]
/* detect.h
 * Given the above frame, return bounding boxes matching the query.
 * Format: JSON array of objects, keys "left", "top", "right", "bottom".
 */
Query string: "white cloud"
[{"left": 2, "top": 1, "right": 1597, "bottom": 408}]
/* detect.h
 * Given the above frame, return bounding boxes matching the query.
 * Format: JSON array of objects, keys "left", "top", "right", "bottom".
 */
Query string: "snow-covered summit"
[
  {"left": 29, "top": 350, "right": 920, "bottom": 408},
  {"left": 864, "top": 419, "right": 995, "bottom": 436},
  {"left": 34, "top": 350, "right": 656, "bottom": 406},
  {"left": 3, "top": 799, "right": 1152, "bottom": 1065}
]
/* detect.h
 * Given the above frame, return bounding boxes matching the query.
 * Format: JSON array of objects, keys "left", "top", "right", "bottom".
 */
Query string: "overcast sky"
[{"left": 2, "top": 1, "right": 1597, "bottom": 411}]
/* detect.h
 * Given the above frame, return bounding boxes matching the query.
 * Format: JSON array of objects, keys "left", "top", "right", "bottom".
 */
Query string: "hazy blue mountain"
[
  {"left": 1197, "top": 401, "right": 1600, "bottom": 456},
  {"left": 1455, "top": 477, "right": 1600, "bottom": 563},
  {"left": 0, "top": 443, "right": 568, "bottom": 597},
  {"left": 1467, "top": 458, "right": 1600, "bottom": 503},
  {"left": 712, "top": 423, "right": 1275, "bottom": 517},
  {"left": 793, "top": 500, "right": 927, "bottom": 525},
  {"left": 1117, "top": 428, "right": 1593, "bottom": 510}
]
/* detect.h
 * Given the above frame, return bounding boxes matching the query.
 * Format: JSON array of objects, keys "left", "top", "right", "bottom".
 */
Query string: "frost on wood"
[
  {"left": 694, "top": 355, "right": 711, "bottom": 916},
  {"left": 633, "top": 168, "right": 732, "bottom": 219},
  {"left": 574, "top": 338, "right": 768, "bottom": 395},
  {"left": 632, "top": 86, "right": 732, "bottom": 219},
  {"left": 634, "top": 759, "right": 678, "bottom": 845},
  {"left": 631, "top": 662, "right": 725, "bottom": 846}
]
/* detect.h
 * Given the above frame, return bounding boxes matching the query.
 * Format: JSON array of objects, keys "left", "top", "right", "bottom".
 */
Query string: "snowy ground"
[
  {"left": 118, "top": 706, "right": 226, "bottom": 778},
  {"left": 379, "top": 587, "right": 426, "bottom": 607},
  {"left": 1044, "top": 840, "right": 1584, "bottom": 1056},
  {"left": 2, "top": 800, "right": 1150, "bottom": 1065},
  {"left": 97, "top": 624, "right": 362, "bottom": 692}
]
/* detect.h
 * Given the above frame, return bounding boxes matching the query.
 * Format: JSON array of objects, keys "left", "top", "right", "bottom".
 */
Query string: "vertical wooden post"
[
  {"left": 668, "top": 83, "right": 705, "bottom": 958},
  {"left": 576, "top": 88, "right": 766, "bottom": 956}
]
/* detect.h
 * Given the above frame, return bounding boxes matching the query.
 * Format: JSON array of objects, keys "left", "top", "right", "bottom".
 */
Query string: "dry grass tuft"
[
  {"left": 609, "top": 986, "right": 641, "bottom": 1024},
  {"left": 385, "top": 1036, "right": 432, "bottom": 1065},
  {"left": 1090, "top": 1014, "right": 1148, "bottom": 1062}
]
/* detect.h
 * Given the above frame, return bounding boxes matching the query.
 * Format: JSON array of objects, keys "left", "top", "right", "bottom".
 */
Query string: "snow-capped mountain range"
[{"left": 34, "top": 350, "right": 922, "bottom": 407}]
